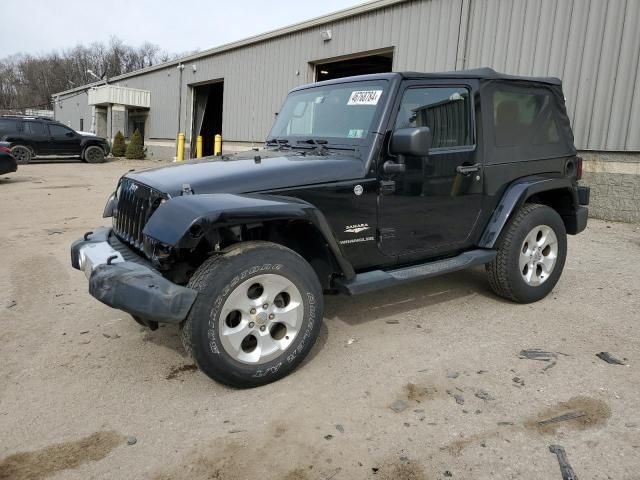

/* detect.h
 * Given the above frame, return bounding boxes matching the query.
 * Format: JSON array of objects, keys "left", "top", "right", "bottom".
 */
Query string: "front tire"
[
  {"left": 181, "top": 241, "right": 323, "bottom": 387},
  {"left": 83, "top": 145, "right": 106, "bottom": 163},
  {"left": 486, "top": 203, "right": 567, "bottom": 303},
  {"left": 11, "top": 145, "right": 32, "bottom": 164}
]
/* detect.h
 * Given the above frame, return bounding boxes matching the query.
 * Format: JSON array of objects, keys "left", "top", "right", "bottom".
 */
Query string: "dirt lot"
[{"left": 1, "top": 160, "right": 639, "bottom": 480}]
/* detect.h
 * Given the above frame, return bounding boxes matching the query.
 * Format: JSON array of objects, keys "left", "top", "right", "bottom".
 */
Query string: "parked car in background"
[
  {"left": 0, "top": 141, "right": 18, "bottom": 175},
  {"left": 0, "top": 115, "right": 110, "bottom": 164}
]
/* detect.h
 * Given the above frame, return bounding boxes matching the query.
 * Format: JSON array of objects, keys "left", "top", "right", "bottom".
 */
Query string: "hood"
[
  {"left": 126, "top": 150, "right": 365, "bottom": 197},
  {"left": 76, "top": 131, "right": 96, "bottom": 136}
]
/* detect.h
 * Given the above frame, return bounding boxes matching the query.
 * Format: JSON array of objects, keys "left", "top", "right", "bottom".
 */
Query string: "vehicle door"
[
  {"left": 23, "top": 121, "right": 51, "bottom": 155},
  {"left": 377, "top": 81, "right": 484, "bottom": 259},
  {"left": 47, "top": 124, "right": 82, "bottom": 155}
]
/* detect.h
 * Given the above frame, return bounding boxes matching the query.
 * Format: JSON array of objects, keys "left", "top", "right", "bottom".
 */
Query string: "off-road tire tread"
[
  {"left": 180, "top": 241, "right": 322, "bottom": 387},
  {"left": 486, "top": 203, "right": 551, "bottom": 302}
]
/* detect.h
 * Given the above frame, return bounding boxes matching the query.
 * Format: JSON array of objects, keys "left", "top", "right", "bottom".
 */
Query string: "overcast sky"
[{"left": 0, "top": 0, "right": 365, "bottom": 58}]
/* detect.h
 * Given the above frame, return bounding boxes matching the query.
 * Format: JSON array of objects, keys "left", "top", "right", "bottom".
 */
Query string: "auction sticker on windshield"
[{"left": 347, "top": 90, "right": 383, "bottom": 106}]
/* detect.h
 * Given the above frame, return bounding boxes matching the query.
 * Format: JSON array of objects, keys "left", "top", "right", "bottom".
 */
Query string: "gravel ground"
[{"left": 1, "top": 160, "right": 639, "bottom": 480}]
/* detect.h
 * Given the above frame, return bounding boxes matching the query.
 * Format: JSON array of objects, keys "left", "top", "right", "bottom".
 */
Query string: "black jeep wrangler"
[
  {"left": 0, "top": 115, "right": 110, "bottom": 164},
  {"left": 71, "top": 68, "right": 589, "bottom": 387}
]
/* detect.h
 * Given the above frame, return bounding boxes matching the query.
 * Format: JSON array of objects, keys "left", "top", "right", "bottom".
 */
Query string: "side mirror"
[
  {"left": 390, "top": 127, "right": 432, "bottom": 157},
  {"left": 66, "top": 131, "right": 75, "bottom": 137},
  {"left": 383, "top": 160, "right": 406, "bottom": 174}
]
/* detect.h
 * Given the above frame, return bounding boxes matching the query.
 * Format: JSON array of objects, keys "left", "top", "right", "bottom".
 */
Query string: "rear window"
[
  {"left": 485, "top": 82, "right": 575, "bottom": 164},
  {"left": 0, "top": 118, "right": 19, "bottom": 134},
  {"left": 24, "top": 121, "right": 46, "bottom": 135},
  {"left": 493, "top": 90, "right": 559, "bottom": 146}
]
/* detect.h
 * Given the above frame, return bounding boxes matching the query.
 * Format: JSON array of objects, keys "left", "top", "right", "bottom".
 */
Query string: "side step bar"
[{"left": 335, "top": 249, "right": 496, "bottom": 295}]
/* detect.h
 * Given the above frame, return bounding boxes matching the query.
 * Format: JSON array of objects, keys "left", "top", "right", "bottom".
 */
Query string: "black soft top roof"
[
  {"left": 400, "top": 67, "right": 562, "bottom": 86},
  {"left": 301, "top": 68, "right": 562, "bottom": 91}
]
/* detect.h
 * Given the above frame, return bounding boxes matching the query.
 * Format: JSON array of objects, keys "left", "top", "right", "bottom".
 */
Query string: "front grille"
[{"left": 112, "top": 178, "right": 164, "bottom": 252}]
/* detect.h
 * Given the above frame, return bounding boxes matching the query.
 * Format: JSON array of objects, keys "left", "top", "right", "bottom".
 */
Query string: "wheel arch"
[
  {"left": 479, "top": 176, "right": 578, "bottom": 248},
  {"left": 9, "top": 141, "right": 35, "bottom": 154},
  {"left": 142, "top": 193, "right": 355, "bottom": 288},
  {"left": 82, "top": 142, "right": 106, "bottom": 157}
]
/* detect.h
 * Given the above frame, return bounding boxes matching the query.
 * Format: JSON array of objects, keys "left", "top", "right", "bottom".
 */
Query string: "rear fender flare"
[
  {"left": 142, "top": 193, "right": 355, "bottom": 279},
  {"left": 479, "top": 176, "right": 577, "bottom": 248}
]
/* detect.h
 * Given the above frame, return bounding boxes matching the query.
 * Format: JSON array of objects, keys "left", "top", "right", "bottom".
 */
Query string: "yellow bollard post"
[
  {"left": 214, "top": 134, "right": 222, "bottom": 156},
  {"left": 177, "top": 133, "right": 185, "bottom": 161},
  {"left": 196, "top": 135, "right": 203, "bottom": 159}
]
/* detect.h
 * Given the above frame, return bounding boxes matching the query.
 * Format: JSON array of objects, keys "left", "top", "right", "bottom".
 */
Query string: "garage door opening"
[
  {"left": 192, "top": 81, "right": 224, "bottom": 157},
  {"left": 314, "top": 51, "right": 393, "bottom": 81}
]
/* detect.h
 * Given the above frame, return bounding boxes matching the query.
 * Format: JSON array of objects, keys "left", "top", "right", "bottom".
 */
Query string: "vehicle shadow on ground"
[
  {"left": 128, "top": 267, "right": 498, "bottom": 387},
  {"left": 142, "top": 324, "right": 184, "bottom": 355},
  {"left": 0, "top": 176, "right": 33, "bottom": 184},
  {"left": 138, "top": 320, "right": 330, "bottom": 368},
  {"left": 325, "top": 266, "right": 505, "bottom": 326},
  {"left": 29, "top": 158, "right": 82, "bottom": 164}
]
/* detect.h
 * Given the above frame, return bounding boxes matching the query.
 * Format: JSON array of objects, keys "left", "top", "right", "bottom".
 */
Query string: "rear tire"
[
  {"left": 181, "top": 241, "right": 323, "bottom": 387},
  {"left": 83, "top": 145, "right": 106, "bottom": 163},
  {"left": 486, "top": 203, "right": 567, "bottom": 303},
  {"left": 11, "top": 145, "right": 32, "bottom": 164}
]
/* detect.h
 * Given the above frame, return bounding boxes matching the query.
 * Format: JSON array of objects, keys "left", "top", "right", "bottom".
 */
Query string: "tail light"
[
  {"left": 0, "top": 146, "right": 10, "bottom": 154},
  {"left": 576, "top": 156, "right": 583, "bottom": 180}
]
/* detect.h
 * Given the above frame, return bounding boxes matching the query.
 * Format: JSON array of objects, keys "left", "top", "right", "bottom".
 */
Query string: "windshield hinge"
[{"left": 379, "top": 180, "right": 396, "bottom": 195}]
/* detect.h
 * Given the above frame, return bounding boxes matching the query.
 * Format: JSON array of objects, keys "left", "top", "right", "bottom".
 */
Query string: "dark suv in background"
[{"left": 0, "top": 116, "right": 110, "bottom": 164}]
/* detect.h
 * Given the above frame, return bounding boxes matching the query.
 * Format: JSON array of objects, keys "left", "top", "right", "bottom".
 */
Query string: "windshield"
[{"left": 268, "top": 80, "right": 388, "bottom": 145}]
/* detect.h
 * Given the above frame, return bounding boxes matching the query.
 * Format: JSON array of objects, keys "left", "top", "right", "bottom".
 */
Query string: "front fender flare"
[{"left": 143, "top": 193, "right": 355, "bottom": 279}]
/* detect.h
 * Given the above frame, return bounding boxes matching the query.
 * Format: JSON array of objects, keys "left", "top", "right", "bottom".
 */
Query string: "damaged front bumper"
[{"left": 70, "top": 227, "right": 197, "bottom": 324}]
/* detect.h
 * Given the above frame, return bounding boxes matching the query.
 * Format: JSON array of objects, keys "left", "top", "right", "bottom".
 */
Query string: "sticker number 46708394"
[{"left": 347, "top": 90, "right": 383, "bottom": 106}]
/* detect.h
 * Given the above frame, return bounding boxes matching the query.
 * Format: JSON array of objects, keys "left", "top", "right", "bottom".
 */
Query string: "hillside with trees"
[{"left": 0, "top": 36, "right": 187, "bottom": 112}]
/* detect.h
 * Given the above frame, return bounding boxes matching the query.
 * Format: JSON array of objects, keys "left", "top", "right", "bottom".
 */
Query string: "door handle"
[{"left": 456, "top": 163, "right": 481, "bottom": 175}]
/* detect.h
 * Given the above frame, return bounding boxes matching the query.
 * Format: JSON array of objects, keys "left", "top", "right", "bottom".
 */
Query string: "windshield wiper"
[
  {"left": 296, "top": 138, "right": 330, "bottom": 155},
  {"left": 265, "top": 138, "right": 292, "bottom": 149},
  {"left": 297, "top": 139, "right": 329, "bottom": 146}
]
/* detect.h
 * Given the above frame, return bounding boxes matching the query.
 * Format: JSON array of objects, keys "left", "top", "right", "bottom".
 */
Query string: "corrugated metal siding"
[
  {"left": 54, "top": 91, "right": 92, "bottom": 131},
  {"left": 54, "top": 0, "right": 640, "bottom": 151},
  {"left": 463, "top": 0, "right": 640, "bottom": 151},
  {"left": 123, "top": 69, "right": 180, "bottom": 139},
  {"left": 57, "top": 0, "right": 464, "bottom": 143}
]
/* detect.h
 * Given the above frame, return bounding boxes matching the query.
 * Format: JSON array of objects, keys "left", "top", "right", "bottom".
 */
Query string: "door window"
[
  {"left": 48, "top": 124, "right": 75, "bottom": 138},
  {"left": 395, "top": 87, "right": 473, "bottom": 148},
  {"left": 24, "top": 121, "right": 46, "bottom": 135}
]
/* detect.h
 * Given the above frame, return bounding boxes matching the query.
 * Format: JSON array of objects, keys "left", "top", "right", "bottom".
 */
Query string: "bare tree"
[{"left": 0, "top": 37, "right": 184, "bottom": 111}]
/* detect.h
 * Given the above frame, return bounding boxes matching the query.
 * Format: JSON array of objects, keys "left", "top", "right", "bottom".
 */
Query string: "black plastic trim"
[
  {"left": 89, "top": 262, "right": 197, "bottom": 324},
  {"left": 577, "top": 186, "right": 590, "bottom": 205},
  {"left": 335, "top": 249, "right": 496, "bottom": 295},
  {"left": 143, "top": 192, "right": 357, "bottom": 280},
  {"left": 479, "top": 176, "right": 576, "bottom": 248},
  {"left": 563, "top": 205, "right": 588, "bottom": 235}
]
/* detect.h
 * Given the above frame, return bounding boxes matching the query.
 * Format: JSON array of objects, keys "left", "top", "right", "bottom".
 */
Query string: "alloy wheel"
[
  {"left": 11, "top": 146, "right": 30, "bottom": 164},
  {"left": 218, "top": 273, "right": 303, "bottom": 364},
  {"left": 519, "top": 224, "right": 558, "bottom": 286}
]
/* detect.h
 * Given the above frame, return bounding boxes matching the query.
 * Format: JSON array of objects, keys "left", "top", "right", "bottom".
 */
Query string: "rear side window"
[
  {"left": 0, "top": 118, "right": 18, "bottom": 135},
  {"left": 24, "top": 121, "right": 46, "bottom": 135},
  {"left": 493, "top": 90, "right": 559, "bottom": 146},
  {"left": 49, "top": 124, "right": 74, "bottom": 137},
  {"left": 395, "top": 87, "right": 473, "bottom": 149}
]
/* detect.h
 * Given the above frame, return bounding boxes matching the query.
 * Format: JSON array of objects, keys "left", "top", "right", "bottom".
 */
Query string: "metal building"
[{"left": 53, "top": 0, "right": 640, "bottom": 222}]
